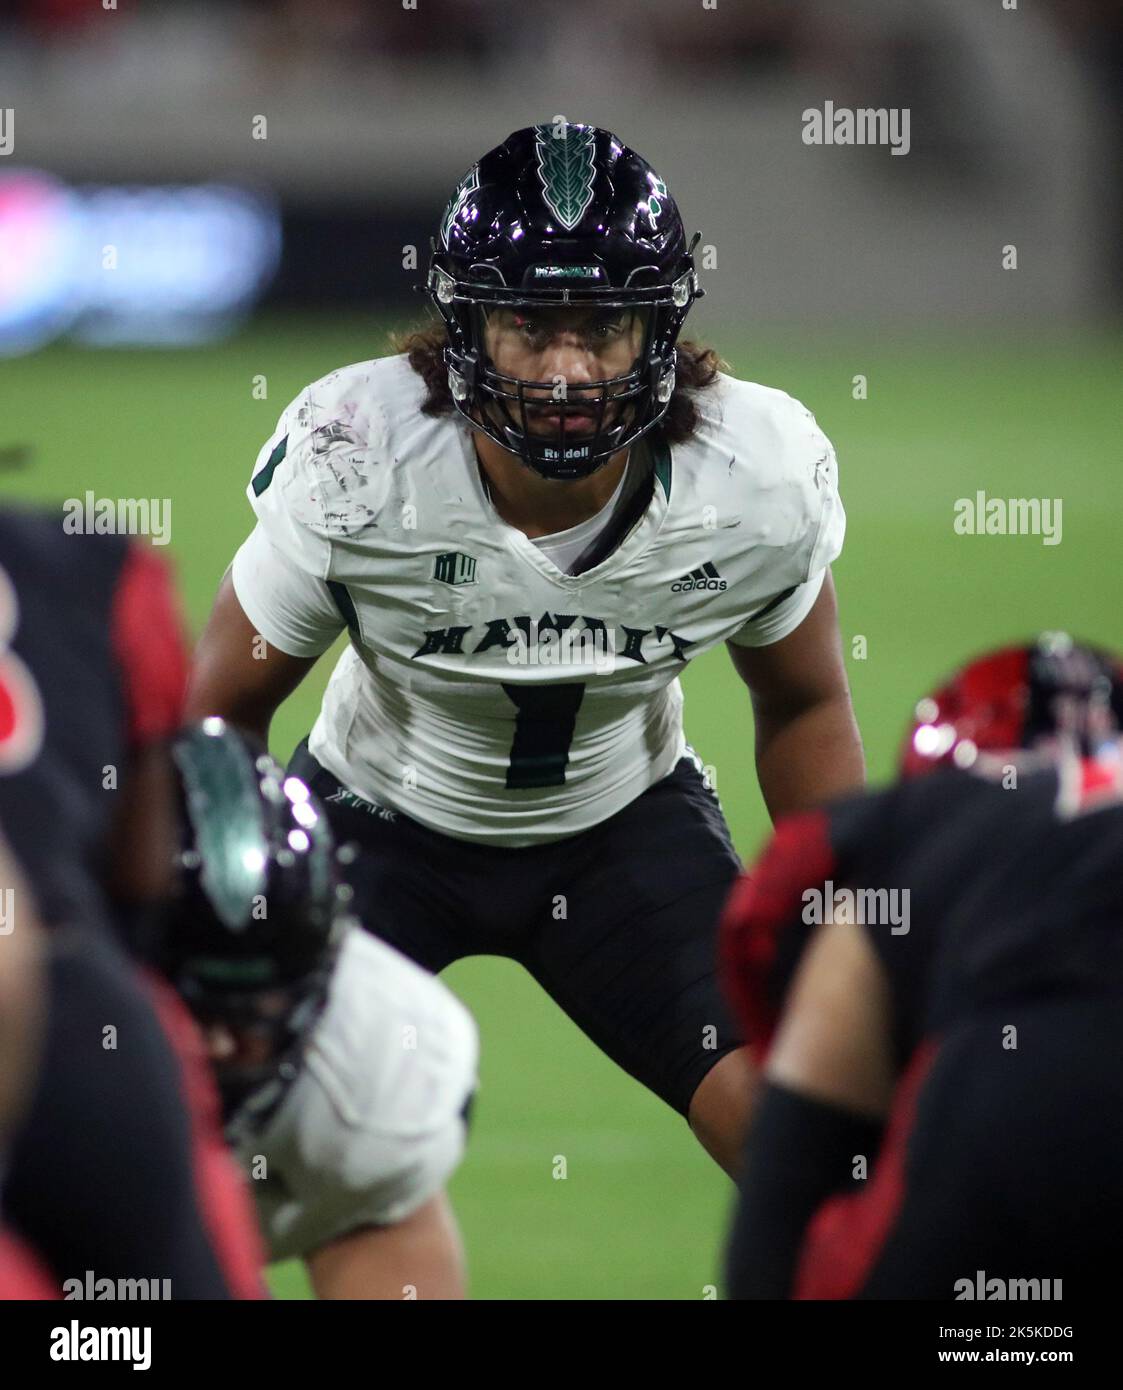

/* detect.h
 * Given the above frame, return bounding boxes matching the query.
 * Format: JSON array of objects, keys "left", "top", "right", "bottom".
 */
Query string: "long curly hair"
[{"left": 391, "top": 323, "right": 726, "bottom": 445}]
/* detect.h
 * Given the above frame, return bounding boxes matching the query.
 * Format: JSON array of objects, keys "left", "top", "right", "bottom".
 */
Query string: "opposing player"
[
  {"left": 186, "top": 123, "right": 864, "bottom": 1174},
  {"left": 0, "top": 832, "right": 54, "bottom": 1300},
  {"left": 721, "top": 634, "right": 1123, "bottom": 1298},
  {"left": 151, "top": 721, "right": 478, "bottom": 1299},
  {"left": 0, "top": 508, "right": 265, "bottom": 1298}
]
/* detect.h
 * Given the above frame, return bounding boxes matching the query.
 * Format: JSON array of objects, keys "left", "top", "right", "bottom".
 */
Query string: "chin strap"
[{"left": 567, "top": 440, "right": 655, "bottom": 577}]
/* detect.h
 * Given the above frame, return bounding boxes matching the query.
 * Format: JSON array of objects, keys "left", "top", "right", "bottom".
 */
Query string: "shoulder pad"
[
  {"left": 699, "top": 374, "right": 845, "bottom": 583},
  {"left": 246, "top": 358, "right": 412, "bottom": 576}
]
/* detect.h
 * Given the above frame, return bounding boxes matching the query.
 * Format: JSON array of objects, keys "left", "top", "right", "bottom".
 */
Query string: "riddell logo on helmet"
[
  {"left": 542, "top": 442, "right": 593, "bottom": 463},
  {"left": 671, "top": 564, "right": 726, "bottom": 593}
]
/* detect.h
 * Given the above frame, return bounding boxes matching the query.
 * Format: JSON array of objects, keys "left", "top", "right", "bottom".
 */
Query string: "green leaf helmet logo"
[
  {"left": 440, "top": 167, "right": 481, "bottom": 249},
  {"left": 174, "top": 726, "right": 269, "bottom": 931},
  {"left": 534, "top": 124, "right": 597, "bottom": 231}
]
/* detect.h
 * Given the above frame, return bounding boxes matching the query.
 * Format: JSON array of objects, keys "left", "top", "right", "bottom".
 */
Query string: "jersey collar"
[{"left": 458, "top": 423, "right": 672, "bottom": 588}]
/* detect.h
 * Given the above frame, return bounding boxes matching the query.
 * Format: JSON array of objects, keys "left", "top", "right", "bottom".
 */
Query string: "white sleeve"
[
  {"left": 302, "top": 934, "right": 479, "bottom": 1232},
  {"left": 230, "top": 523, "right": 345, "bottom": 659},
  {"left": 248, "top": 931, "right": 478, "bottom": 1260},
  {"left": 727, "top": 567, "right": 827, "bottom": 648}
]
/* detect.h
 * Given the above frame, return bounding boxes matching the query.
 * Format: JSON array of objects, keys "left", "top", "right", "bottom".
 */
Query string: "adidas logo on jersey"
[{"left": 671, "top": 562, "right": 726, "bottom": 593}]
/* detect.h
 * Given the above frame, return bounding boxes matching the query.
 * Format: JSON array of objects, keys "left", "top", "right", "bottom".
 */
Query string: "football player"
[
  {"left": 721, "top": 634, "right": 1123, "bottom": 1298},
  {"left": 186, "top": 123, "right": 864, "bottom": 1175},
  {"left": 152, "top": 720, "right": 478, "bottom": 1300},
  {"left": 0, "top": 831, "right": 54, "bottom": 1300},
  {"left": 0, "top": 832, "right": 42, "bottom": 1168},
  {"left": 0, "top": 508, "right": 265, "bottom": 1298}
]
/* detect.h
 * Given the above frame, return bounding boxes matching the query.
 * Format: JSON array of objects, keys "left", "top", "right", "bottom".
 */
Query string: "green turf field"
[{"left": 4, "top": 317, "right": 1120, "bottom": 1298}]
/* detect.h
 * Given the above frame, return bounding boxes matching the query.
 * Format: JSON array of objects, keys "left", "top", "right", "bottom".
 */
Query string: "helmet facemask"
[
  {"left": 432, "top": 268, "right": 695, "bottom": 480},
  {"left": 176, "top": 959, "right": 337, "bottom": 1136}
]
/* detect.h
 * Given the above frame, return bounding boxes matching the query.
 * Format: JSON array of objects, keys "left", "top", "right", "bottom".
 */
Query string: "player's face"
[
  {"left": 480, "top": 305, "right": 648, "bottom": 438},
  {"left": 199, "top": 989, "right": 290, "bottom": 1074}
]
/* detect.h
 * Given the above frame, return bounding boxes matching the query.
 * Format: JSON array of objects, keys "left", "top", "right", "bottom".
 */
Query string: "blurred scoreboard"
[{"left": 0, "top": 170, "right": 281, "bottom": 355}]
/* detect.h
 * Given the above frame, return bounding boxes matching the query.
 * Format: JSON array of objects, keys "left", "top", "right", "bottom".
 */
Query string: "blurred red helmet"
[{"left": 900, "top": 633, "right": 1123, "bottom": 779}]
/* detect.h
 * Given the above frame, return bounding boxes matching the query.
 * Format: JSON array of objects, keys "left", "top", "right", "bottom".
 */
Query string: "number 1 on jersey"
[{"left": 501, "top": 683, "right": 586, "bottom": 789}]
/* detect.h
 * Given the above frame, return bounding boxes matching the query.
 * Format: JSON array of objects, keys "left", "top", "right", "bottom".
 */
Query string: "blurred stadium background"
[{"left": 2, "top": 0, "right": 1120, "bottom": 1298}]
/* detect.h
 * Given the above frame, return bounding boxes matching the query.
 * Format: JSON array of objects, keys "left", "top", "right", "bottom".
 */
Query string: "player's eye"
[{"left": 589, "top": 315, "right": 627, "bottom": 340}]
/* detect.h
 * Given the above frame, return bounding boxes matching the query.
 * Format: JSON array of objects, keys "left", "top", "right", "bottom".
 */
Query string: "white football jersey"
[
  {"left": 232, "top": 354, "right": 845, "bottom": 845},
  {"left": 240, "top": 927, "right": 477, "bottom": 1262}
]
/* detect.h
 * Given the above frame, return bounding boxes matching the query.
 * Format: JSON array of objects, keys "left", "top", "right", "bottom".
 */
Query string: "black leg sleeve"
[{"left": 725, "top": 1081, "right": 884, "bottom": 1299}]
